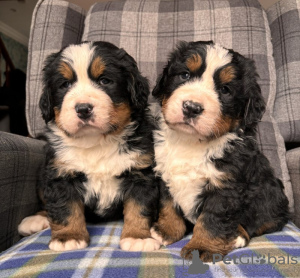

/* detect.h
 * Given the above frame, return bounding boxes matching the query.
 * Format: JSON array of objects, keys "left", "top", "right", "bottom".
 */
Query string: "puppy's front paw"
[
  {"left": 181, "top": 246, "right": 214, "bottom": 262},
  {"left": 49, "top": 239, "right": 88, "bottom": 251},
  {"left": 150, "top": 227, "right": 172, "bottom": 246},
  {"left": 234, "top": 236, "right": 247, "bottom": 248},
  {"left": 18, "top": 215, "right": 50, "bottom": 236},
  {"left": 120, "top": 237, "right": 161, "bottom": 251}
]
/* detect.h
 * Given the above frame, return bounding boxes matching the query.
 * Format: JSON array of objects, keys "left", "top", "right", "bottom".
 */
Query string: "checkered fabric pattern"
[
  {"left": 286, "top": 148, "right": 300, "bottom": 228},
  {"left": 267, "top": 0, "right": 300, "bottom": 143},
  {"left": 83, "top": 0, "right": 292, "bottom": 209},
  {"left": 26, "top": 0, "right": 86, "bottom": 137},
  {"left": 25, "top": 0, "right": 294, "bottom": 211},
  {"left": 0, "top": 132, "right": 45, "bottom": 252},
  {"left": 1, "top": 221, "right": 300, "bottom": 278}
]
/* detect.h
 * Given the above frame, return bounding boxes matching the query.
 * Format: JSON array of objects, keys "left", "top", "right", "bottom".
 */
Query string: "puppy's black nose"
[
  {"left": 75, "top": 103, "right": 93, "bottom": 120},
  {"left": 182, "top": 100, "right": 204, "bottom": 118}
]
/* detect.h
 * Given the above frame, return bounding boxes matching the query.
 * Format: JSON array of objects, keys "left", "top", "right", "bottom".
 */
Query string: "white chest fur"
[
  {"left": 154, "top": 118, "right": 237, "bottom": 223},
  {"left": 49, "top": 124, "right": 141, "bottom": 214}
]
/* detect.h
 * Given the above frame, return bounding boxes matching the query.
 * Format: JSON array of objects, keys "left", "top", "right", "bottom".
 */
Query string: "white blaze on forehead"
[
  {"left": 201, "top": 44, "right": 232, "bottom": 90},
  {"left": 61, "top": 42, "right": 95, "bottom": 82},
  {"left": 57, "top": 43, "right": 115, "bottom": 136}
]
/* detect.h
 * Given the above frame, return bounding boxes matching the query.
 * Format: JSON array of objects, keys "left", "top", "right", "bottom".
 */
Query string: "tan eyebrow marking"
[
  {"left": 219, "top": 66, "right": 235, "bottom": 84},
  {"left": 186, "top": 54, "right": 202, "bottom": 72},
  {"left": 90, "top": 56, "right": 106, "bottom": 78},
  {"left": 59, "top": 61, "right": 74, "bottom": 80}
]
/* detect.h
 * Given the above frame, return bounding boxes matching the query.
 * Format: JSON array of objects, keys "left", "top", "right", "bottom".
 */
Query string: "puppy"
[
  {"left": 150, "top": 41, "right": 290, "bottom": 261},
  {"left": 18, "top": 41, "right": 160, "bottom": 252}
]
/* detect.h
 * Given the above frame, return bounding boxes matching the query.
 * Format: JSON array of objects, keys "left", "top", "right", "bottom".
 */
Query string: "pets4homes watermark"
[{"left": 182, "top": 250, "right": 299, "bottom": 275}]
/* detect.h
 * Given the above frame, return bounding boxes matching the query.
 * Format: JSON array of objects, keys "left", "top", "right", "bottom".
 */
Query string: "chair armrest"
[
  {"left": 286, "top": 147, "right": 300, "bottom": 227},
  {"left": 0, "top": 132, "right": 46, "bottom": 252}
]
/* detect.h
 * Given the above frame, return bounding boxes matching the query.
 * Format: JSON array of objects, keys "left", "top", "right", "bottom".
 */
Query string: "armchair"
[{"left": 0, "top": 0, "right": 299, "bottom": 276}]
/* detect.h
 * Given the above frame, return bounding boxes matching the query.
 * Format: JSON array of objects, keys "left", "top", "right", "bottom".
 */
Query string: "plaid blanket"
[{"left": 1, "top": 221, "right": 300, "bottom": 278}]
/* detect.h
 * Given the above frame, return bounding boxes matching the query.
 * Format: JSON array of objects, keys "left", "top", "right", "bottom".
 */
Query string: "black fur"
[
  {"left": 37, "top": 41, "right": 158, "bottom": 249},
  {"left": 152, "top": 41, "right": 290, "bottom": 260}
]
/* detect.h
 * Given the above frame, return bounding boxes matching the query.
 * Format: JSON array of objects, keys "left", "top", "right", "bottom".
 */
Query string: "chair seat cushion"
[{"left": 1, "top": 221, "right": 300, "bottom": 277}]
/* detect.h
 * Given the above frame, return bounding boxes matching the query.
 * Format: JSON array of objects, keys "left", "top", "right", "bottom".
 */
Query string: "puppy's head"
[
  {"left": 40, "top": 41, "right": 149, "bottom": 137},
  {"left": 153, "top": 41, "right": 265, "bottom": 140}
]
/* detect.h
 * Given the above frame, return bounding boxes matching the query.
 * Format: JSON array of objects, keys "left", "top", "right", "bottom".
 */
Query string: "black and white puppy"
[
  {"left": 150, "top": 41, "right": 289, "bottom": 261},
  {"left": 18, "top": 41, "right": 160, "bottom": 252}
]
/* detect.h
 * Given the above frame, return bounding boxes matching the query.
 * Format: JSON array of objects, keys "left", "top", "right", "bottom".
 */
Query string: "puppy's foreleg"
[
  {"left": 48, "top": 200, "right": 89, "bottom": 251},
  {"left": 120, "top": 171, "right": 161, "bottom": 252},
  {"left": 151, "top": 180, "right": 186, "bottom": 245},
  {"left": 43, "top": 177, "right": 89, "bottom": 251}
]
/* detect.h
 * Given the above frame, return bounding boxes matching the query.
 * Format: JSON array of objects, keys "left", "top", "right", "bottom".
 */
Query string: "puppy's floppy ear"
[
  {"left": 120, "top": 50, "right": 150, "bottom": 111},
  {"left": 39, "top": 86, "right": 53, "bottom": 123},
  {"left": 152, "top": 65, "right": 169, "bottom": 101},
  {"left": 39, "top": 52, "right": 59, "bottom": 123},
  {"left": 129, "top": 69, "right": 150, "bottom": 111},
  {"left": 234, "top": 53, "right": 266, "bottom": 133}
]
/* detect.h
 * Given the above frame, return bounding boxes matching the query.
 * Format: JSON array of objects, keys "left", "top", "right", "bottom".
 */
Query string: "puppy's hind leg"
[
  {"left": 150, "top": 200, "right": 186, "bottom": 246},
  {"left": 150, "top": 179, "right": 186, "bottom": 246},
  {"left": 18, "top": 211, "right": 50, "bottom": 236}
]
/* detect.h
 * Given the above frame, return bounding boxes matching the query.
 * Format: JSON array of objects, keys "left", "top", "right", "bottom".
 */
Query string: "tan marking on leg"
[
  {"left": 120, "top": 199, "right": 161, "bottom": 251},
  {"left": 255, "top": 222, "right": 277, "bottom": 236},
  {"left": 121, "top": 200, "right": 151, "bottom": 239},
  {"left": 238, "top": 224, "right": 250, "bottom": 242},
  {"left": 234, "top": 225, "right": 250, "bottom": 249},
  {"left": 90, "top": 56, "right": 105, "bottom": 78},
  {"left": 49, "top": 201, "right": 89, "bottom": 251},
  {"left": 181, "top": 215, "right": 235, "bottom": 262},
  {"left": 186, "top": 54, "right": 202, "bottom": 72},
  {"left": 151, "top": 200, "right": 186, "bottom": 245}
]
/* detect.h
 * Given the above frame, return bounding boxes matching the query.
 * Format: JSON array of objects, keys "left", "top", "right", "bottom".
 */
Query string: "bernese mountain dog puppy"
[
  {"left": 150, "top": 41, "right": 290, "bottom": 261},
  {"left": 18, "top": 41, "right": 160, "bottom": 252}
]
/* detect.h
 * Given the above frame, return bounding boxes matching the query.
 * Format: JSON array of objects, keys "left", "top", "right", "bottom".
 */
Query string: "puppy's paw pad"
[
  {"left": 120, "top": 237, "right": 161, "bottom": 251},
  {"left": 150, "top": 227, "right": 170, "bottom": 246},
  {"left": 49, "top": 239, "right": 88, "bottom": 251},
  {"left": 234, "top": 236, "right": 246, "bottom": 248},
  {"left": 18, "top": 215, "right": 50, "bottom": 236}
]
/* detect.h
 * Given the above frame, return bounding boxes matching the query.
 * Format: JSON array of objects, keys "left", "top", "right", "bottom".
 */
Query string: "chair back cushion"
[
  {"left": 26, "top": 0, "right": 294, "bottom": 210},
  {"left": 26, "top": 0, "right": 86, "bottom": 137},
  {"left": 267, "top": 0, "right": 300, "bottom": 143}
]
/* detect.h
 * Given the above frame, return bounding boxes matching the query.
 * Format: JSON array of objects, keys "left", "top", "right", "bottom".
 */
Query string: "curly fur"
[{"left": 151, "top": 41, "right": 289, "bottom": 262}]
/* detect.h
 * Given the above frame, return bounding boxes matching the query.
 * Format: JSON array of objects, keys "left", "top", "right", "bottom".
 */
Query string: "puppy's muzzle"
[
  {"left": 182, "top": 100, "right": 204, "bottom": 119},
  {"left": 75, "top": 103, "right": 93, "bottom": 120}
]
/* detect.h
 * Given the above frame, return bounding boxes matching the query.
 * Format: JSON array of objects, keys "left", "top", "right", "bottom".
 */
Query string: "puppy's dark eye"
[
  {"left": 180, "top": 72, "right": 190, "bottom": 80},
  {"left": 220, "top": 86, "right": 230, "bottom": 95},
  {"left": 61, "top": 81, "right": 72, "bottom": 89},
  {"left": 99, "top": 78, "right": 111, "bottom": 85}
]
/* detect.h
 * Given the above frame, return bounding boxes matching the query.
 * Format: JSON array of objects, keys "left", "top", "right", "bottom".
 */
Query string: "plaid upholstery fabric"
[
  {"left": 83, "top": 0, "right": 294, "bottom": 210},
  {"left": 286, "top": 148, "right": 300, "bottom": 228},
  {"left": 1, "top": 221, "right": 300, "bottom": 278},
  {"left": 26, "top": 0, "right": 86, "bottom": 138},
  {"left": 0, "top": 132, "right": 46, "bottom": 252},
  {"left": 267, "top": 0, "right": 300, "bottom": 143}
]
